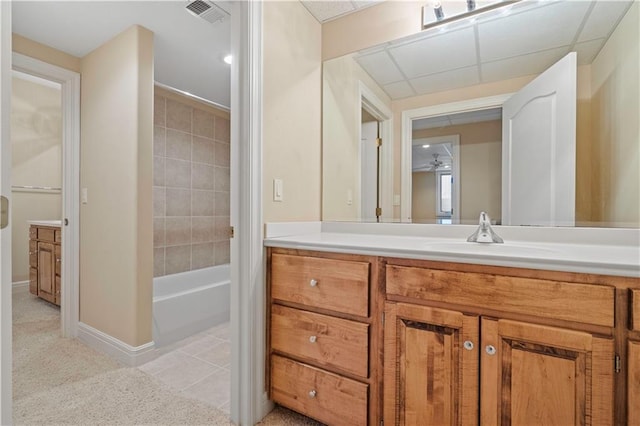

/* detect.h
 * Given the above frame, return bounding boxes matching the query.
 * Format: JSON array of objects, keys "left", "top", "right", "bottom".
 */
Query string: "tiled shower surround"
[{"left": 153, "top": 90, "right": 231, "bottom": 277}]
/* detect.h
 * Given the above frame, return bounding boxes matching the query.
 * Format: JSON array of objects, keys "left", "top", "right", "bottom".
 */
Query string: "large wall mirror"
[{"left": 322, "top": 0, "right": 639, "bottom": 228}]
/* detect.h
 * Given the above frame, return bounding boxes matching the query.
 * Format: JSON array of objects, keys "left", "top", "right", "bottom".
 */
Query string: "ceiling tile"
[
  {"left": 480, "top": 46, "right": 569, "bottom": 84},
  {"left": 410, "top": 66, "right": 480, "bottom": 95},
  {"left": 355, "top": 51, "right": 405, "bottom": 85},
  {"left": 301, "top": 1, "right": 356, "bottom": 23},
  {"left": 478, "top": 1, "right": 591, "bottom": 62},
  {"left": 449, "top": 108, "right": 502, "bottom": 125},
  {"left": 383, "top": 81, "right": 416, "bottom": 99},
  {"left": 413, "top": 116, "right": 452, "bottom": 130},
  {"left": 578, "top": 0, "right": 633, "bottom": 43},
  {"left": 389, "top": 28, "right": 477, "bottom": 79},
  {"left": 573, "top": 39, "right": 605, "bottom": 65}
]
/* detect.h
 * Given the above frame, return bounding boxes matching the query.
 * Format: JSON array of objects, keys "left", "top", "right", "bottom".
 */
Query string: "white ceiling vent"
[{"left": 185, "top": 0, "right": 230, "bottom": 24}]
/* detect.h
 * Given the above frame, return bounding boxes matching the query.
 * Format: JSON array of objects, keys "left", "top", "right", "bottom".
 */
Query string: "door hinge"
[
  {"left": 376, "top": 207, "right": 382, "bottom": 217},
  {"left": 615, "top": 354, "right": 621, "bottom": 373},
  {"left": 376, "top": 137, "right": 382, "bottom": 147},
  {"left": 229, "top": 226, "right": 235, "bottom": 239},
  {"left": 0, "top": 196, "right": 8, "bottom": 229}
]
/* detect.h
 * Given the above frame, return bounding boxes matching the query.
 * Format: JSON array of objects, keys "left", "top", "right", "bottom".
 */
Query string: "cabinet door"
[
  {"left": 383, "top": 302, "right": 479, "bottom": 425},
  {"left": 629, "top": 341, "right": 640, "bottom": 426},
  {"left": 481, "top": 319, "right": 614, "bottom": 426},
  {"left": 37, "top": 242, "right": 55, "bottom": 303}
]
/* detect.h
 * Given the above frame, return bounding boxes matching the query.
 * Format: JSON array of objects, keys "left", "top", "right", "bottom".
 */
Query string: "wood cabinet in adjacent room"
[{"left": 29, "top": 224, "right": 61, "bottom": 306}]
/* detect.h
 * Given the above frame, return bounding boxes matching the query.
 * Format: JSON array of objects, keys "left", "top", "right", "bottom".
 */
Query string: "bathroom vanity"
[
  {"left": 265, "top": 223, "right": 640, "bottom": 426},
  {"left": 29, "top": 221, "right": 62, "bottom": 306}
]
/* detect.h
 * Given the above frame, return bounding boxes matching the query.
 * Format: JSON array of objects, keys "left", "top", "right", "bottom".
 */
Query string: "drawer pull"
[
  {"left": 463, "top": 340, "right": 474, "bottom": 351},
  {"left": 485, "top": 345, "right": 496, "bottom": 356},
  {"left": 56, "top": 258, "right": 61, "bottom": 263},
  {"left": 309, "top": 335, "right": 317, "bottom": 343},
  {"left": 309, "top": 279, "right": 318, "bottom": 287},
  {"left": 29, "top": 251, "right": 35, "bottom": 255},
  {"left": 308, "top": 390, "right": 317, "bottom": 398}
]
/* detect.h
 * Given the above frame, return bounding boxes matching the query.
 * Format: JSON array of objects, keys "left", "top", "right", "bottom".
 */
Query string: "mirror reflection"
[{"left": 322, "top": 0, "right": 639, "bottom": 228}]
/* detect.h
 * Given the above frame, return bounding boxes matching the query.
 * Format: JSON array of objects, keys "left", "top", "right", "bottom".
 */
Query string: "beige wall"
[
  {"left": 411, "top": 171, "right": 436, "bottom": 222},
  {"left": 80, "top": 25, "right": 153, "bottom": 347},
  {"left": 10, "top": 75, "right": 62, "bottom": 282},
  {"left": 153, "top": 88, "right": 231, "bottom": 277},
  {"left": 414, "top": 120, "right": 502, "bottom": 223},
  {"left": 263, "top": 1, "right": 322, "bottom": 222},
  {"left": 322, "top": 54, "right": 391, "bottom": 221},
  {"left": 12, "top": 33, "right": 81, "bottom": 72},
  {"left": 590, "top": 3, "right": 639, "bottom": 227}
]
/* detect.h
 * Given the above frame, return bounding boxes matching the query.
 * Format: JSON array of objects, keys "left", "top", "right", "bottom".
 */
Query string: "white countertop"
[
  {"left": 264, "top": 222, "right": 640, "bottom": 278},
  {"left": 28, "top": 220, "right": 62, "bottom": 228}
]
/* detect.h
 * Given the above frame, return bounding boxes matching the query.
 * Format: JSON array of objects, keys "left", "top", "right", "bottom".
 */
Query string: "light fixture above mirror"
[{"left": 422, "top": 0, "right": 520, "bottom": 30}]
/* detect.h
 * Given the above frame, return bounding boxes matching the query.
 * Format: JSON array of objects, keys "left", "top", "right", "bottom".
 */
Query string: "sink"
[{"left": 423, "top": 241, "right": 558, "bottom": 257}]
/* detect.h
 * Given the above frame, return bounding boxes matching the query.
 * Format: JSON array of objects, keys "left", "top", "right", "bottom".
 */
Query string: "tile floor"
[{"left": 138, "top": 322, "right": 231, "bottom": 414}]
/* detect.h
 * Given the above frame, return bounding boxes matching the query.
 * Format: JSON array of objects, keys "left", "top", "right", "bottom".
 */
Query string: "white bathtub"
[{"left": 153, "top": 264, "right": 230, "bottom": 347}]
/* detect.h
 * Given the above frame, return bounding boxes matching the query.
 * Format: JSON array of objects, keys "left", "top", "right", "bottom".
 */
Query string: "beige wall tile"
[
  {"left": 192, "top": 242, "right": 214, "bottom": 269},
  {"left": 214, "top": 166, "right": 229, "bottom": 192},
  {"left": 154, "top": 95, "right": 165, "bottom": 127},
  {"left": 192, "top": 136, "right": 215, "bottom": 165},
  {"left": 153, "top": 187, "right": 166, "bottom": 217},
  {"left": 166, "top": 217, "right": 191, "bottom": 245},
  {"left": 154, "top": 218, "right": 165, "bottom": 247},
  {"left": 165, "top": 245, "right": 191, "bottom": 275},
  {"left": 193, "top": 109, "right": 215, "bottom": 139},
  {"left": 154, "top": 126, "right": 166, "bottom": 157},
  {"left": 214, "top": 116, "right": 230, "bottom": 143},
  {"left": 213, "top": 216, "right": 230, "bottom": 241},
  {"left": 154, "top": 156, "right": 165, "bottom": 186},
  {"left": 166, "top": 188, "right": 191, "bottom": 216},
  {"left": 213, "top": 240, "right": 230, "bottom": 265},
  {"left": 154, "top": 247, "right": 165, "bottom": 277},
  {"left": 214, "top": 192, "right": 230, "bottom": 216},
  {"left": 192, "top": 190, "right": 214, "bottom": 216},
  {"left": 166, "top": 98, "right": 192, "bottom": 132},
  {"left": 165, "top": 158, "right": 191, "bottom": 189},
  {"left": 166, "top": 129, "right": 192, "bottom": 161},
  {"left": 192, "top": 163, "right": 215, "bottom": 190},
  {"left": 192, "top": 217, "right": 215, "bottom": 243},
  {"left": 214, "top": 142, "right": 230, "bottom": 167}
]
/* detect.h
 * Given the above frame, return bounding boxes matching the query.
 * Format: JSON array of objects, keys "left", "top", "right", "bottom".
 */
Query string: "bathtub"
[{"left": 153, "top": 264, "right": 230, "bottom": 347}]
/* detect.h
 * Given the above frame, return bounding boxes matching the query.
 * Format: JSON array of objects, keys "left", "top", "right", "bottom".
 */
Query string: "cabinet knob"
[
  {"left": 309, "top": 279, "right": 318, "bottom": 287},
  {"left": 309, "top": 335, "right": 317, "bottom": 343},
  {"left": 29, "top": 251, "right": 35, "bottom": 255},
  {"left": 308, "top": 390, "right": 317, "bottom": 398},
  {"left": 463, "top": 340, "right": 474, "bottom": 351},
  {"left": 56, "top": 258, "right": 61, "bottom": 263},
  {"left": 485, "top": 345, "right": 496, "bottom": 356}
]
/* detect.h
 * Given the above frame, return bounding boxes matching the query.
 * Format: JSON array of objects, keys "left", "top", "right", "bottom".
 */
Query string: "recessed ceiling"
[
  {"left": 352, "top": 0, "right": 633, "bottom": 100},
  {"left": 301, "top": 0, "right": 383, "bottom": 23},
  {"left": 12, "top": 1, "right": 231, "bottom": 108}
]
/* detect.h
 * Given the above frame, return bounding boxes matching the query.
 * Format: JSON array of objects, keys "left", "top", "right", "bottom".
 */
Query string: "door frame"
[
  {"left": 400, "top": 94, "right": 511, "bottom": 222},
  {"left": 12, "top": 53, "right": 81, "bottom": 339}
]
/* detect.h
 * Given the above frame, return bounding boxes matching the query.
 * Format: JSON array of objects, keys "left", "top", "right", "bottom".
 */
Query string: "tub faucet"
[{"left": 467, "top": 212, "right": 504, "bottom": 243}]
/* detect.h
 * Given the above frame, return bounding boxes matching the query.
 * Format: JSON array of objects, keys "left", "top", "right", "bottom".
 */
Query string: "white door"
[
  {"left": 502, "top": 52, "right": 576, "bottom": 226},
  {"left": 0, "top": 1, "right": 12, "bottom": 423},
  {"left": 361, "top": 121, "right": 378, "bottom": 221}
]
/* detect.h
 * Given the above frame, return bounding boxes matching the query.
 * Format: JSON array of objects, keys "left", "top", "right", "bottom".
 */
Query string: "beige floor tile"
[
  {"left": 207, "top": 322, "right": 230, "bottom": 341},
  {"left": 181, "top": 367, "right": 230, "bottom": 408},
  {"left": 218, "top": 399, "right": 230, "bottom": 415},
  {"left": 153, "top": 352, "right": 221, "bottom": 391},
  {"left": 138, "top": 350, "right": 185, "bottom": 376},
  {"left": 179, "top": 334, "right": 225, "bottom": 357},
  {"left": 194, "top": 341, "right": 231, "bottom": 368}
]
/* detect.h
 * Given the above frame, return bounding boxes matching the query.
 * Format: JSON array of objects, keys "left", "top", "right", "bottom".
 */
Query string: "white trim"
[
  {"left": 77, "top": 322, "right": 156, "bottom": 367},
  {"left": 12, "top": 52, "right": 81, "bottom": 339},
  {"left": 11, "top": 280, "right": 28, "bottom": 289},
  {"left": 357, "top": 81, "right": 393, "bottom": 221},
  {"left": 154, "top": 81, "right": 230, "bottom": 112},
  {"left": 230, "top": 1, "right": 269, "bottom": 424},
  {"left": 401, "top": 94, "right": 511, "bottom": 222}
]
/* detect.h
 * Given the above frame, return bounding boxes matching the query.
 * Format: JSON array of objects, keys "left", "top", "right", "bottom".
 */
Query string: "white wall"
[{"left": 10, "top": 75, "right": 61, "bottom": 282}]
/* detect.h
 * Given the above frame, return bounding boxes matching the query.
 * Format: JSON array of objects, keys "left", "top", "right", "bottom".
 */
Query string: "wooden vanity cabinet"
[
  {"left": 267, "top": 248, "right": 383, "bottom": 426},
  {"left": 29, "top": 224, "right": 61, "bottom": 306}
]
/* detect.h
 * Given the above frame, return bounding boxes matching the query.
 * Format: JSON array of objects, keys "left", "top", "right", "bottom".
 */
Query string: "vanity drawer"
[
  {"left": 631, "top": 289, "right": 640, "bottom": 331},
  {"left": 38, "top": 228, "right": 56, "bottom": 242},
  {"left": 271, "top": 355, "right": 367, "bottom": 426},
  {"left": 271, "top": 305, "right": 369, "bottom": 378},
  {"left": 271, "top": 253, "right": 370, "bottom": 317},
  {"left": 29, "top": 240, "right": 37, "bottom": 267},
  {"left": 386, "top": 265, "right": 615, "bottom": 327}
]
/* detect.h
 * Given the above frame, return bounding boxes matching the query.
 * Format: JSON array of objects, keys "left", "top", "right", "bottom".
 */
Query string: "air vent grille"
[{"left": 186, "top": 0, "right": 230, "bottom": 24}]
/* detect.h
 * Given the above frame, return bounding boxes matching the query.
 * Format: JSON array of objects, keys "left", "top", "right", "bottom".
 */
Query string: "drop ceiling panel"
[
  {"left": 301, "top": 1, "right": 356, "bottom": 23},
  {"left": 478, "top": 1, "right": 590, "bottom": 62},
  {"left": 389, "top": 28, "right": 477, "bottom": 79},
  {"left": 481, "top": 47, "right": 568, "bottom": 84},
  {"left": 413, "top": 116, "right": 452, "bottom": 130},
  {"left": 410, "top": 66, "right": 479, "bottom": 95},
  {"left": 449, "top": 108, "right": 501, "bottom": 125},
  {"left": 573, "top": 39, "right": 606, "bottom": 65},
  {"left": 383, "top": 81, "right": 416, "bottom": 99},
  {"left": 355, "top": 51, "right": 404, "bottom": 85},
  {"left": 577, "top": 1, "right": 632, "bottom": 42}
]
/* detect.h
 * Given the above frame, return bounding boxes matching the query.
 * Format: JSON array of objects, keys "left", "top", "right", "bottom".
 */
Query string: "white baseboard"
[
  {"left": 12, "top": 280, "right": 29, "bottom": 289},
  {"left": 77, "top": 322, "right": 156, "bottom": 367}
]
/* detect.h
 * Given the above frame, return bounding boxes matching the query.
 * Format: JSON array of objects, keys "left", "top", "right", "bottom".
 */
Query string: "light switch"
[
  {"left": 273, "top": 179, "right": 283, "bottom": 202},
  {"left": 81, "top": 188, "right": 88, "bottom": 204}
]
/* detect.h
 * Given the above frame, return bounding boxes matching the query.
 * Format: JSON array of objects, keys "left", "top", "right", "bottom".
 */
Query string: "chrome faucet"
[{"left": 467, "top": 212, "right": 504, "bottom": 243}]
